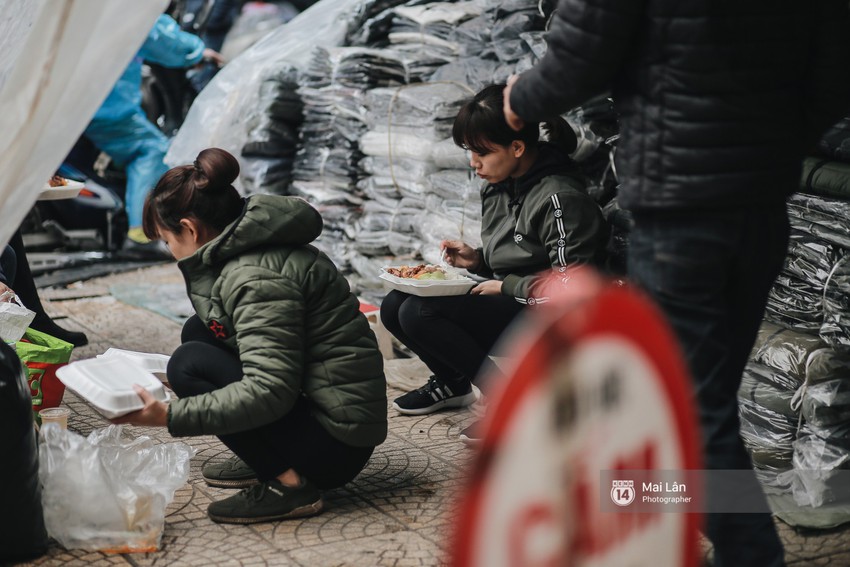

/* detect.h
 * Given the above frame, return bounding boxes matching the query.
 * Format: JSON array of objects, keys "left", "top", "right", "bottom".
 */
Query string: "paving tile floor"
[{"left": 16, "top": 263, "right": 850, "bottom": 566}]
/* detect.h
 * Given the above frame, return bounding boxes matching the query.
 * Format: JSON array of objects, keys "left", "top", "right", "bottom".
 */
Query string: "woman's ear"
[
  {"left": 179, "top": 218, "right": 202, "bottom": 244},
  {"left": 512, "top": 140, "right": 526, "bottom": 158}
]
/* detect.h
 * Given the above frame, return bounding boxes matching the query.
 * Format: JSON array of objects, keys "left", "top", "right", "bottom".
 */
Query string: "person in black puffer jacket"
[{"left": 504, "top": 2, "right": 850, "bottom": 566}]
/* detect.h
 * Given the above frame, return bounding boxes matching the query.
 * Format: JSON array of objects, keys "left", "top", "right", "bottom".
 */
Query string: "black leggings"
[
  {"left": 379, "top": 290, "right": 525, "bottom": 390},
  {"left": 167, "top": 315, "right": 374, "bottom": 489}
]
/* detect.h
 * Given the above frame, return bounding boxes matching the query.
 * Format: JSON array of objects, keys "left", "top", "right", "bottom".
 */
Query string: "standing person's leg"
[
  {"left": 84, "top": 113, "right": 169, "bottom": 242},
  {"left": 628, "top": 207, "right": 787, "bottom": 567},
  {"left": 0, "top": 245, "right": 16, "bottom": 289},
  {"left": 6, "top": 230, "right": 87, "bottom": 346},
  {"left": 121, "top": 113, "right": 170, "bottom": 237}
]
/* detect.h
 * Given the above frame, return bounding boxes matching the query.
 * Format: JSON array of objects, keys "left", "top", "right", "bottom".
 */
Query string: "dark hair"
[
  {"left": 452, "top": 83, "right": 577, "bottom": 156},
  {"left": 142, "top": 148, "right": 244, "bottom": 240}
]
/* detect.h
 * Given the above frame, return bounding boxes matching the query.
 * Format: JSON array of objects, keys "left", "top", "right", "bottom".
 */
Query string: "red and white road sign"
[{"left": 452, "top": 270, "right": 702, "bottom": 567}]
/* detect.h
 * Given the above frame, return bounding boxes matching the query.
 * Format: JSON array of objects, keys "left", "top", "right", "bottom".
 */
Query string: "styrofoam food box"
[
  {"left": 98, "top": 347, "right": 170, "bottom": 374},
  {"left": 56, "top": 357, "right": 170, "bottom": 419}
]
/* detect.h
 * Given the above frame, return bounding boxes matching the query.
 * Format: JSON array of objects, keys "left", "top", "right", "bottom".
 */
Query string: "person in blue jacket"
[{"left": 84, "top": 14, "right": 223, "bottom": 253}]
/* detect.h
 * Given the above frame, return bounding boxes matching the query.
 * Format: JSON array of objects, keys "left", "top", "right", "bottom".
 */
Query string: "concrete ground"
[{"left": 16, "top": 263, "right": 850, "bottom": 566}]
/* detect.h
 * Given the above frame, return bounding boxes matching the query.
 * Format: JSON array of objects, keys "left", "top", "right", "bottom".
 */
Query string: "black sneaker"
[
  {"left": 203, "top": 456, "right": 259, "bottom": 488},
  {"left": 392, "top": 375, "right": 478, "bottom": 415},
  {"left": 207, "top": 479, "right": 323, "bottom": 524},
  {"left": 459, "top": 420, "right": 482, "bottom": 447},
  {"left": 119, "top": 238, "right": 172, "bottom": 261}
]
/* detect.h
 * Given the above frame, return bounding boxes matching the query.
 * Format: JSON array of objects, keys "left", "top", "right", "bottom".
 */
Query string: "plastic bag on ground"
[
  {"left": 39, "top": 424, "right": 193, "bottom": 552},
  {"left": 0, "top": 293, "right": 36, "bottom": 343}
]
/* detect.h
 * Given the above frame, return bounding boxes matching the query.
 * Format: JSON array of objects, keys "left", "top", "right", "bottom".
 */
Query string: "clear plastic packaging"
[
  {"left": 738, "top": 397, "right": 797, "bottom": 469},
  {"left": 167, "top": 0, "right": 364, "bottom": 180},
  {"left": 749, "top": 321, "right": 825, "bottom": 383},
  {"left": 785, "top": 423, "right": 850, "bottom": 508},
  {"left": 39, "top": 425, "right": 192, "bottom": 552},
  {"left": 802, "top": 378, "right": 850, "bottom": 427}
]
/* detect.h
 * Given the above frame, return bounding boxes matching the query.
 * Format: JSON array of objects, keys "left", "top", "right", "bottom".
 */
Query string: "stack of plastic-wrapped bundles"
[
  {"left": 166, "top": 0, "right": 408, "bottom": 194},
  {"left": 740, "top": 321, "right": 850, "bottom": 526},
  {"left": 430, "top": 0, "right": 548, "bottom": 89},
  {"left": 356, "top": 82, "right": 475, "bottom": 281},
  {"left": 739, "top": 118, "right": 850, "bottom": 526},
  {"left": 239, "top": 66, "right": 302, "bottom": 195},
  {"left": 292, "top": 45, "right": 412, "bottom": 270}
]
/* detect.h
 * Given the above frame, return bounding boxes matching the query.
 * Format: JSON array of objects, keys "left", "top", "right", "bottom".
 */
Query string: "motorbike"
[{"left": 21, "top": 1, "right": 222, "bottom": 272}]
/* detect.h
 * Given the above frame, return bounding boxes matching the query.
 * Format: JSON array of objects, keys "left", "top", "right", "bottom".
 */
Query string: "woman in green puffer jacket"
[{"left": 113, "top": 148, "right": 387, "bottom": 525}]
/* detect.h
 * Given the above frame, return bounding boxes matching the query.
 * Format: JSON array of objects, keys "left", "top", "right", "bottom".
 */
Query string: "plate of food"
[
  {"left": 379, "top": 264, "right": 476, "bottom": 297},
  {"left": 39, "top": 175, "right": 84, "bottom": 201}
]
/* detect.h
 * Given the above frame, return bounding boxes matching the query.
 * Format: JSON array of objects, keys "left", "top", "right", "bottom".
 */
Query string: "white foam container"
[
  {"left": 379, "top": 266, "right": 476, "bottom": 297},
  {"left": 56, "top": 357, "right": 170, "bottom": 419},
  {"left": 38, "top": 179, "right": 84, "bottom": 201},
  {"left": 97, "top": 348, "right": 170, "bottom": 374}
]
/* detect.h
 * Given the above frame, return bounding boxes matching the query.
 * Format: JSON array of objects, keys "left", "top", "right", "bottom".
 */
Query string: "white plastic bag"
[
  {"left": 0, "top": 293, "right": 35, "bottom": 343},
  {"left": 39, "top": 424, "right": 193, "bottom": 552}
]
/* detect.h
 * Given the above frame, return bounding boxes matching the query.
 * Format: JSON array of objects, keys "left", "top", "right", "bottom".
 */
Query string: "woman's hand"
[
  {"left": 441, "top": 239, "right": 480, "bottom": 270},
  {"left": 471, "top": 280, "right": 502, "bottom": 295},
  {"left": 0, "top": 282, "right": 14, "bottom": 302},
  {"left": 111, "top": 385, "right": 168, "bottom": 427},
  {"left": 202, "top": 48, "right": 226, "bottom": 67}
]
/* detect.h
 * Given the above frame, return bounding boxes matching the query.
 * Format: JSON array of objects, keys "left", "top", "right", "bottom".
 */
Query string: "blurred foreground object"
[
  {"left": 453, "top": 268, "right": 701, "bottom": 567},
  {"left": 0, "top": 341, "right": 48, "bottom": 563}
]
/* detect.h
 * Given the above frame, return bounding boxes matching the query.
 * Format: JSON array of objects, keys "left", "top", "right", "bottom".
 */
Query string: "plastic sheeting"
[
  {"left": 802, "top": 378, "right": 850, "bottom": 427},
  {"left": 739, "top": 397, "right": 798, "bottom": 465},
  {"left": 787, "top": 423, "right": 850, "bottom": 508},
  {"left": 0, "top": 0, "right": 167, "bottom": 250},
  {"left": 167, "top": 0, "right": 364, "bottom": 173}
]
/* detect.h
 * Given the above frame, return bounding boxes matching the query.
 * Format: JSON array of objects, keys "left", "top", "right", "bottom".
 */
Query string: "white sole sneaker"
[{"left": 392, "top": 389, "right": 479, "bottom": 416}]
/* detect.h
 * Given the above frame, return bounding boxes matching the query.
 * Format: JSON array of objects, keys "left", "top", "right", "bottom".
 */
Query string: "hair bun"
[{"left": 193, "top": 148, "right": 240, "bottom": 193}]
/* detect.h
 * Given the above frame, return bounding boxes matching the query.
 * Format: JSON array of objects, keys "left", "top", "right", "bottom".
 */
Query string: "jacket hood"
[{"left": 183, "top": 195, "right": 323, "bottom": 268}]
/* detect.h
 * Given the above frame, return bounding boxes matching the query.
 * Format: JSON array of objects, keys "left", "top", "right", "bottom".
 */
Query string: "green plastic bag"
[{"left": 16, "top": 328, "right": 73, "bottom": 418}]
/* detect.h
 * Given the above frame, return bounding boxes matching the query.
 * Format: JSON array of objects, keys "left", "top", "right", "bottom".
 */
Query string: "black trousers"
[
  {"left": 167, "top": 315, "right": 373, "bottom": 489},
  {"left": 379, "top": 290, "right": 525, "bottom": 389},
  {"left": 629, "top": 205, "right": 788, "bottom": 567}
]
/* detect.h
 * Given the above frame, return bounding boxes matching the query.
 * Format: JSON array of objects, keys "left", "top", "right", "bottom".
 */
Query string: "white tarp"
[{"left": 0, "top": 0, "right": 167, "bottom": 249}]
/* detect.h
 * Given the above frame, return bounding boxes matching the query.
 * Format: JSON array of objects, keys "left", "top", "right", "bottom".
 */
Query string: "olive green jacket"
[
  {"left": 472, "top": 144, "right": 608, "bottom": 304},
  {"left": 167, "top": 195, "right": 387, "bottom": 447}
]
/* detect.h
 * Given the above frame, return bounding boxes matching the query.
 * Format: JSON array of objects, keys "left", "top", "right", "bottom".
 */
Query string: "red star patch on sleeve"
[{"left": 208, "top": 319, "right": 227, "bottom": 339}]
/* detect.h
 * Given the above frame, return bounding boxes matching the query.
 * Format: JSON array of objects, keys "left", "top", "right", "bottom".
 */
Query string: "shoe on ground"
[
  {"left": 459, "top": 420, "right": 482, "bottom": 447},
  {"left": 392, "top": 375, "right": 478, "bottom": 416},
  {"left": 120, "top": 237, "right": 172, "bottom": 261},
  {"left": 126, "top": 226, "right": 150, "bottom": 244},
  {"left": 31, "top": 316, "right": 88, "bottom": 347},
  {"left": 207, "top": 478, "right": 324, "bottom": 524},
  {"left": 203, "top": 456, "right": 259, "bottom": 488}
]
